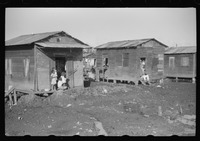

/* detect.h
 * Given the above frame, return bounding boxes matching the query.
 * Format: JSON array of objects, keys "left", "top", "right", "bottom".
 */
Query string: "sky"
[{"left": 5, "top": 8, "right": 196, "bottom": 47}]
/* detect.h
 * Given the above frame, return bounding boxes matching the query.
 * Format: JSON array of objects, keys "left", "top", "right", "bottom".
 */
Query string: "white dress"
[{"left": 51, "top": 71, "right": 57, "bottom": 85}]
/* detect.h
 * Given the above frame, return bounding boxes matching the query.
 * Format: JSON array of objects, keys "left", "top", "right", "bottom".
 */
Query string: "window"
[
  {"left": 102, "top": 54, "right": 108, "bottom": 67},
  {"left": 5, "top": 58, "right": 12, "bottom": 75},
  {"left": 169, "top": 57, "right": 175, "bottom": 69},
  {"left": 116, "top": 54, "right": 122, "bottom": 66},
  {"left": 104, "top": 58, "right": 108, "bottom": 66},
  {"left": 181, "top": 57, "right": 189, "bottom": 66},
  {"left": 123, "top": 53, "right": 129, "bottom": 67}
]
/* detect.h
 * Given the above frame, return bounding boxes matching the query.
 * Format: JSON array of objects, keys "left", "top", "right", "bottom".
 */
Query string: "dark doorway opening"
[
  {"left": 140, "top": 57, "right": 146, "bottom": 74},
  {"left": 55, "top": 57, "right": 66, "bottom": 79}
]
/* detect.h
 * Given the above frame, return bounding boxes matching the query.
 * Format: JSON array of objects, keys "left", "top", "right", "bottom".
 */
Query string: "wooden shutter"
[
  {"left": 116, "top": 54, "right": 122, "bottom": 66},
  {"left": 123, "top": 53, "right": 129, "bottom": 67}
]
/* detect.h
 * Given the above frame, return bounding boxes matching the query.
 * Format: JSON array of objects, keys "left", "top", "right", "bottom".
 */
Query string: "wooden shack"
[
  {"left": 95, "top": 38, "right": 168, "bottom": 84},
  {"left": 164, "top": 46, "right": 196, "bottom": 82},
  {"left": 83, "top": 52, "right": 96, "bottom": 69},
  {"left": 5, "top": 31, "right": 90, "bottom": 91}
]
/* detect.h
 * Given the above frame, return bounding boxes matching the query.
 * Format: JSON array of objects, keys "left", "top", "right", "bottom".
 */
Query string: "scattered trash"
[
  {"left": 103, "top": 88, "right": 108, "bottom": 93},
  {"left": 18, "top": 116, "right": 22, "bottom": 120},
  {"left": 182, "top": 115, "right": 196, "bottom": 120},
  {"left": 156, "top": 85, "right": 161, "bottom": 88},
  {"left": 88, "top": 129, "right": 93, "bottom": 133},
  {"left": 183, "top": 128, "right": 195, "bottom": 134},
  {"left": 94, "top": 121, "right": 108, "bottom": 136},
  {"left": 143, "top": 114, "right": 149, "bottom": 118},
  {"left": 66, "top": 104, "right": 72, "bottom": 107},
  {"left": 177, "top": 115, "right": 196, "bottom": 126}
]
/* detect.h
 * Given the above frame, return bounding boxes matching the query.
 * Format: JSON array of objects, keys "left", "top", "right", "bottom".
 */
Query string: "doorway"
[
  {"left": 55, "top": 57, "right": 66, "bottom": 79},
  {"left": 140, "top": 57, "right": 146, "bottom": 74}
]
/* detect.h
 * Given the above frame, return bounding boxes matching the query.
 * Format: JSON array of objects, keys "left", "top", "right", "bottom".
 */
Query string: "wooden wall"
[
  {"left": 36, "top": 47, "right": 51, "bottom": 90},
  {"left": 164, "top": 53, "right": 195, "bottom": 78},
  {"left": 5, "top": 45, "right": 34, "bottom": 91},
  {"left": 96, "top": 40, "right": 166, "bottom": 82}
]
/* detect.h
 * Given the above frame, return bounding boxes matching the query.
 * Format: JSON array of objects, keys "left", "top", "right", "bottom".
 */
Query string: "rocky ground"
[{"left": 5, "top": 79, "right": 196, "bottom": 136}]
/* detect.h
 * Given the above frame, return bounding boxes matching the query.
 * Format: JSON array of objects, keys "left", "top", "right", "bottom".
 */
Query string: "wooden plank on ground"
[{"left": 4, "top": 87, "right": 15, "bottom": 97}]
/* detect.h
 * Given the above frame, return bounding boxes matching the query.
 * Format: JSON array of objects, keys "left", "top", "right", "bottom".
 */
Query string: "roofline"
[
  {"left": 95, "top": 38, "right": 168, "bottom": 49},
  {"left": 164, "top": 52, "right": 196, "bottom": 55},
  {"left": 5, "top": 31, "right": 90, "bottom": 47}
]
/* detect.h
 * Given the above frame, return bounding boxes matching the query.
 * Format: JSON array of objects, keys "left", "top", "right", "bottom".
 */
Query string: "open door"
[{"left": 55, "top": 57, "right": 66, "bottom": 79}]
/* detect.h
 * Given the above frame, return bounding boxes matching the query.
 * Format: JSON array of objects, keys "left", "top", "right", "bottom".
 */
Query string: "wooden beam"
[
  {"left": 13, "top": 89, "right": 17, "bottom": 105},
  {"left": 34, "top": 45, "right": 38, "bottom": 91},
  {"left": 193, "top": 53, "right": 196, "bottom": 78},
  {"left": 4, "top": 87, "right": 15, "bottom": 97}
]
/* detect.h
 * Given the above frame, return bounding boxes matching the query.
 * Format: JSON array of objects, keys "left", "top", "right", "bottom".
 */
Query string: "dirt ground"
[{"left": 5, "top": 79, "right": 196, "bottom": 136}]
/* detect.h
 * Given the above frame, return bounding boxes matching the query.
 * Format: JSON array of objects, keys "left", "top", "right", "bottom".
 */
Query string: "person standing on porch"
[{"left": 51, "top": 67, "right": 57, "bottom": 90}]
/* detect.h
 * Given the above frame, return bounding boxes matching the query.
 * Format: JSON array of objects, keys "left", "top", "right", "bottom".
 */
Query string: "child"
[
  {"left": 61, "top": 72, "right": 67, "bottom": 85},
  {"left": 51, "top": 67, "right": 57, "bottom": 90},
  {"left": 57, "top": 77, "right": 67, "bottom": 90},
  {"left": 141, "top": 73, "right": 150, "bottom": 85}
]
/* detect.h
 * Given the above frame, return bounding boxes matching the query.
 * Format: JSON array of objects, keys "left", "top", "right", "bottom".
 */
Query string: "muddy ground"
[{"left": 5, "top": 79, "right": 196, "bottom": 136}]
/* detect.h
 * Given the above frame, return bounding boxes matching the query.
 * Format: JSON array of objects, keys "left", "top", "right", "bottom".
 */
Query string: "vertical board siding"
[
  {"left": 96, "top": 39, "right": 166, "bottom": 81},
  {"left": 164, "top": 54, "right": 195, "bottom": 78},
  {"left": 74, "top": 60, "right": 83, "bottom": 87},
  {"left": 36, "top": 48, "right": 50, "bottom": 90},
  {"left": 5, "top": 48, "right": 34, "bottom": 90}
]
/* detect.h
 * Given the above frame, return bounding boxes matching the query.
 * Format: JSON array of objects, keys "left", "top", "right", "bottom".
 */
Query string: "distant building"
[
  {"left": 83, "top": 52, "right": 96, "bottom": 69},
  {"left": 95, "top": 38, "right": 168, "bottom": 84},
  {"left": 164, "top": 46, "right": 196, "bottom": 82},
  {"left": 5, "top": 31, "right": 90, "bottom": 91}
]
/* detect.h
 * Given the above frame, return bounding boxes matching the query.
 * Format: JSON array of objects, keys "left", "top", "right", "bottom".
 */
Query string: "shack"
[
  {"left": 95, "top": 38, "right": 168, "bottom": 84},
  {"left": 83, "top": 52, "right": 96, "bottom": 69},
  {"left": 164, "top": 46, "right": 196, "bottom": 83},
  {"left": 5, "top": 31, "right": 90, "bottom": 91}
]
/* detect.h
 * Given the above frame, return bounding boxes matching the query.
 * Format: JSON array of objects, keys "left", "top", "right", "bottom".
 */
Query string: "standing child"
[{"left": 51, "top": 67, "right": 57, "bottom": 90}]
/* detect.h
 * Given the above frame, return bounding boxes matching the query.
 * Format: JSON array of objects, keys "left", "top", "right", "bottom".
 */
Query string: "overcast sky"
[{"left": 5, "top": 8, "right": 196, "bottom": 47}]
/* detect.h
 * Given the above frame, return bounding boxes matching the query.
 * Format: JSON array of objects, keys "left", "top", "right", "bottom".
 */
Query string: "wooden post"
[
  {"left": 8, "top": 94, "right": 12, "bottom": 105},
  {"left": 192, "top": 77, "right": 196, "bottom": 83},
  {"left": 192, "top": 54, "right": 196, "bottom": 83},
  {"left": 34, "top": 46, "right": 38, "bottom": 91},
  {"left": 13, "top": 89, "right": 17, "bottom": 105}
]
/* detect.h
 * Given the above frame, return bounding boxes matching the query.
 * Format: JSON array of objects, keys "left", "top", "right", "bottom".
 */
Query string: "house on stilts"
[
  {"left": 164, "top": 46, "right": 196, "bottom": 83},
  {"left": 95, "top": 38, "right": 168, "bottom": 84}
]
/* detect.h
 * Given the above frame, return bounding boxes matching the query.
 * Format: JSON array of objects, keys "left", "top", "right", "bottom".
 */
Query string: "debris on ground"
[{"left": 5, "top": 81, "right": 196, "bottom": 136}]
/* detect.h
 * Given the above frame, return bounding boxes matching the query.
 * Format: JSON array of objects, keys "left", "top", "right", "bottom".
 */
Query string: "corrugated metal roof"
[
  {"left": 5, "top": 31, "right": 90, "bottom": 48},
  {"left": 5, "top": 31, "right": 62, "bottom": 46},
  {"left": 95, "top": 38, "right": 157, "bottom": 49},
  {"left": 165, "top": 46, "right": 196, "bottom": 54},
  {"left": 83, "top": 52, "right": 96, "bottom": 58},
  {"left": 36, "top": 42, "right": 91, "bottom": 49}
]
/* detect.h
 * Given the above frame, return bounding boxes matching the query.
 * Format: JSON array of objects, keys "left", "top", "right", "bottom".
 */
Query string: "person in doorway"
[
  {"left": 51, "top": 67, "right": 57, "bottom": 90},
  {"left": 141, "top": 71, "right": 150, "bottom": 85},
  {"left": 65, "top": 78, "right": 70, "bottom": 89},
  {"left": 140, "top": 60, "right": 146, "bottom": 75},
  {"left": 61, "top": 72, "right": 67, "bottom": 86},
  {"left": 57, "top": 77, "right": 67, "bottom": 90}
]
